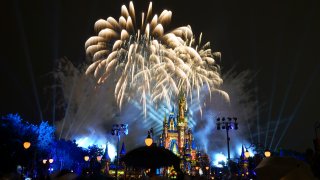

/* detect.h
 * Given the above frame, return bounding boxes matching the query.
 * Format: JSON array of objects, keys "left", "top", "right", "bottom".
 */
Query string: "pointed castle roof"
[
  {"left": 170, "top": 106, "right": 175, "bottom": 116},
  {"left": 104, "top": 143, "right": 111, "bottom": 161},
  {"left": 120, "top": 141, "right": 126, "bottom": 155},
  {"left": 240, "top": 144, "right": 245, "bottom": 159}
]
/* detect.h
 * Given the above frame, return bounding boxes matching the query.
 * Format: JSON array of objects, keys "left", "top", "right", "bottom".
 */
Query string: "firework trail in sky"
[{"left": 85, "top": 1, "right": 229, "bottom": 114}]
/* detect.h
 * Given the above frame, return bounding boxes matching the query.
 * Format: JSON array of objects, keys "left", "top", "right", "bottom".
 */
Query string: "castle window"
[{"left": 170, "top": 119, "right": 174, "bottom": 130}]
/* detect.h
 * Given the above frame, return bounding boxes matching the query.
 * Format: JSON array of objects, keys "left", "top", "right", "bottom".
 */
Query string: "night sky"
[{"left": 2, "top": 0, "right": 319, "bottom": 152}]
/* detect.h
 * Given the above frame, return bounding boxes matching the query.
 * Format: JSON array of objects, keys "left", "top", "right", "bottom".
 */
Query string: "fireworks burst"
[{"left": 85, "top": 1, "right": 229, "bottom": 114}]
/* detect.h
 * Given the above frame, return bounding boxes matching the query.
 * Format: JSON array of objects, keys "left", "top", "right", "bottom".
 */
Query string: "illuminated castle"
[{"left": 159, "top": 93, "right": 210, "bottom": 174}]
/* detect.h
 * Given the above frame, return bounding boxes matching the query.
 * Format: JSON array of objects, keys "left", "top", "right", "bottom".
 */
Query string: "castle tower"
[
  {"left": 163, "top": 114, "right": 169, "bottom": 148},
  {"left": 178, "top": 93, "right": 187, "bottom": 152},
  {"left": 168, "top": 107, "right": 176, "bottom": 131},
  {"left": 157, "top": 93, "right": 210, "bottom": 173},
  {"left": 240, "top": 145, "right": 249, "bottom": 176},
  {"left": 163, "top": 114, "right": 168, "bottom": 138},
  {"left": 178, "top": 92, "right": 186, "bottom": 122}
]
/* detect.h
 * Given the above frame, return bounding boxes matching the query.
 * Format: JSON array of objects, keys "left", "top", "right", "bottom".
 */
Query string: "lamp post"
[
  {"left": 145, "top": 131, "right": 153, "bottom": 146},
  {"left": 49, "top": 158, "right": 54, "bottom": 164},
  {"left": 195, "top": 166, "right": 200, "bottom": 176},
  {"left": 84, "top": 155, "right": 90, "bottom": 172},
  {"left": 264, "top": 149, "right": 271, "bottom": 158},
  {"left": 22, "top": 141, "right": 31, "bottom": 178},
  {"left": 42, "top": 159, "right": 50, "bottom": 178},
  {"left": 244, "top": 143, "right": 255, "bottom": 158},
  {"left": 84, "top": 156, "right": 90, "bottom": 162},
  {"left": 216, "top": 117, "right": 238, "bottom": 161},
  {"left": 96, "top": 155, "right": 102, "bottom": 162},
  {"left": 111, "top": 124, "right": 128, "bottom": 179},
  {"left": 23, "top": 141, "right": 31, "bottom": 149},
  {"left": 205, "top": 166, "right": 210, "bottom": 179},
  {"left": 244, "top": 149, "right": 250, "bottom": 158},
  {"left": 145, "top": 128, "right": 154, "bottom": 146}
]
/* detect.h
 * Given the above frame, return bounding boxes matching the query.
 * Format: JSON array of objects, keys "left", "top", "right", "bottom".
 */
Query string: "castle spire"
[
  {"left": 171, "top": 106, "right": 175, "bottom": 115},
  {"left": 240, "top": 144, "right": 245, "bottom": 159},
  {"left": 164, "top": 113, "right": 167, "bottom": 124},
  {"left": 178, "top": 92, "right": 186, "bottom": 122},
  {"left": 104, "top": 143, "right": 111, "bottom": 161},
  {"left": 120, "top": 141, "right": 126, "bottom": 156}
]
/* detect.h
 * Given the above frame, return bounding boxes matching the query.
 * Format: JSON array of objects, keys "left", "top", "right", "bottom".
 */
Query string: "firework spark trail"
[
  {"left": 85, "top": 1, "right": 228, "bottom": 115},
  {"left": 58, "top": 74, "right": 77, "bottom": 140},
  {"left": 52, "top": 1, "right": 257, "bottom": 161}
]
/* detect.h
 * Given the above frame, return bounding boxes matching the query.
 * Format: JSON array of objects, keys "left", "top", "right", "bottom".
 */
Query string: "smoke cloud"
[{"left": 53, "top": 58, "right": 259, "bottom": 162}]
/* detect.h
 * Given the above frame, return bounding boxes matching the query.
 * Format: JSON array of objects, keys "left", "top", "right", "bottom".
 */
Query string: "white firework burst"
[{"left": 85, "top": 1, "right": 229, "bottom": 114}]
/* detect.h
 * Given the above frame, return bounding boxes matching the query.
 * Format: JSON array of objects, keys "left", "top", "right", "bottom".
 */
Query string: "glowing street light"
[
  {"left": 42, "top": 159, "right": 47, "bottom": 164},
  {"left": 23, "top": 141, "right": 31, "bottom": 149},
  {"left": 145, "top": 133, "right": 153, "bottom": 146},
  {"left": 49, "top": 158, "right": 54, "bottom": 164},
  {"left": 195, "top": 166, "right": 200, "bottom": 175},
  {"left": 145, "top": 128, "right": 153, "bottom": 146},
  {"left": 22, "top": 142, "right": 31, "bottom": 178},
  {"left": 244, "top": 143, "right": 255, "bottom": 158},
  {"left": 244, "top": 149, "right": 250, "bottom": 158},
  {"left": 84, "top": 156, "right": 90, "bottom": 162},
  {"left": 96, "top": 156, "right": 102, "bottom": 162},
  {"left": 205, "top": 166, "right": 210, "bottom": 179},
  {"left": 216, "top": 117, "right": 238, "bottom": 160},
  {"left": 264, "top": 149, "right": 271, "bottom": 157}
]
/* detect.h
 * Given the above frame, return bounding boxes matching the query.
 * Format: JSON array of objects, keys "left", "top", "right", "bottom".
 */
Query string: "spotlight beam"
[
  {"left": 254, "top": 88, "right": 261, "bottom": 145},
  {"left": 59, "top": 77, "right": 77, "bottom": 139},
  {"left": 245, "top": 113, "right": 254, "bottom": 143},
  {"left": 274, "top": 65, "right": 319, "bottom": 150},
  {"left": 14, "top": 0, "right": 43, "bottom": 121},
  {"left": 63, "top": 79, "right": 103, "bottom": 139},
  {"left": 265, "top": 27, "right": 286, "bottom": 148},
  {"left": 269, "top": 59, "right": 298, "bottom": 149},
  {"left": 270, "top": 7, "right": 315, "bottom": 149},
  {"left": 51, "top": 2, "right": 60, "bottom": 126},
  {"left": 265, "top": 63, "right": 278, "bottom": 148},
  {"left": 72, "top": 92, "right": 106, "bottom": 138}
]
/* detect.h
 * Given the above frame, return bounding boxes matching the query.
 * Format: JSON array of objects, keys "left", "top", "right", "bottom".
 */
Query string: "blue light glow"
[
  {"left": 213, "top": 153, "right": 227, "bottom": 168},
  {"left": 75, "top": 136, "right": 117, "bottom": 161},
  {"left": 107, "top": 143, "right": 117, "bottom": 162},
  {"left": 236, "top": 144, "right": 255, "bottom": 157}
]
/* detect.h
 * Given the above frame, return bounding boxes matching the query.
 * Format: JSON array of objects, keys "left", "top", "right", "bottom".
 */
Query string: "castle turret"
[
  {"left": 240, "top": 145, "right": 249, "bottom": 176},
  {"left": 184, "top": 108, "right": 189, "bottom": 127},
  {"left": 178, "top": 93, "right": 187, "bottom": 152},
  {"left": 159, "top": 134, "right": 164, "bottom": 147},
  {"left": 188, "top": 128, "right": 193, "bottom": 141},
  {"left": 169, "top": 107, "right": 176, "bottom": 131},
  {"left": 163, "top": 114, "right": 169, "bottom": 148},
  {"left": 120, "top": 142, "right": 126, "bottom": 157},
  {"left": 178, "top": 92, "right": 186, "bottom": 123},
  {"left": 163, "top": 114, "right": 168, "bottom": 138}
]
